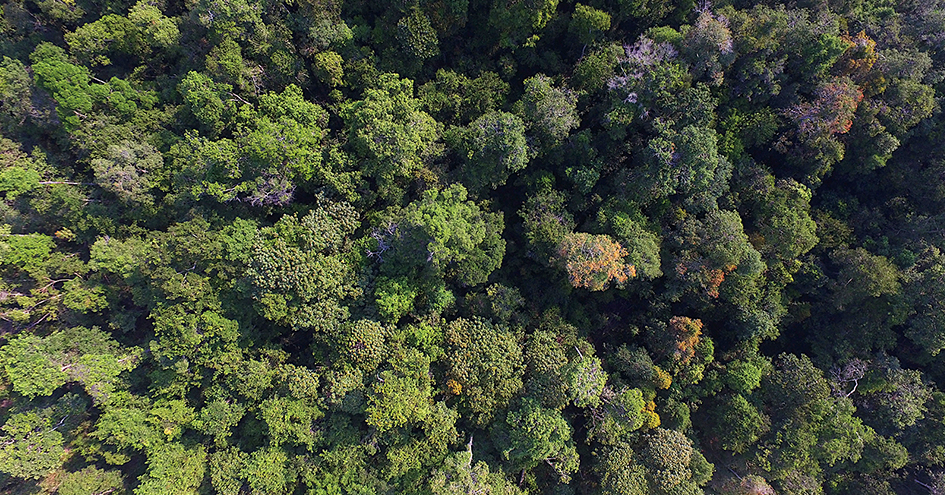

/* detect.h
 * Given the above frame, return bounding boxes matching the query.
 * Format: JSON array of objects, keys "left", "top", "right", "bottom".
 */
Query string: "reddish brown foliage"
[{"left": 557, "top": 233, "right": 636, "bottom": 291}]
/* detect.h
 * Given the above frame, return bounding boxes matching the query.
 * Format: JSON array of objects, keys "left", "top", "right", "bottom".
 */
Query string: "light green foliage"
[
  {"left": 195, "top": 399, "right": 246, "bottom": 446},
  {"left": 829, "top": 247, "right": 900, "bottom": 310},
  {"left": 175, "top": 84, "right": 348, "bottom": 205},
  {"left": 596, "top": 443, "right": 648, "bottom": 495},
  {"left": 65, "top": 14, "right": 139, "bottom": 66},
  {"left": 150, "top": 306, "right": 240, "bottom": 369},
  {"left": 523, "top": 329, "right": 569, "bottom": 410},
  {"left": 91, "top": 140, "right": 163, "bottom": 206},
  {"left": 573, "top": 44, "right": 623, "bottom": 91},
  {"left": 31, "top": 43, "right": 154, "bottom": 131},
  {"left": 450, "top": 110, "right": 529, "bottom": 193},
  {"left": 0, "top": 139, "right": 41, "bottom": 200},
  {"left": 58, "top": 466, "right": 126, "bottom": 495},
  {"left": 569, "top": 4, "right": 611, "bottom": 45},
  {"left": 205, "top": 37, "right": 248, "bottom": 89},
  {"left": 397, "top": 8, "right": 440, "bottom": 62},
  {"left": 374, "top": 277, "right": 418, "bottom": 322},
  {"left": 445, "top": 317, "right": 524, "bottom": 425},
  {"left": 430, "top": 448, "right": 524, "bottom": 495},
  {"left": 879, "top": 78, "right": 936, "bottom": 136},
  {"left": 0, "top": 334, "right": 65, "bottom": 398},
  {"left": 563, "top": 354, "right": 607, "bottom": 408},
  {"left": 128, "top": 1, "right": 180, "bottom": 50},
  {"left": 339, "top": 319, "right": 388, "bottom": 372},
  {"left": 385, "top": 184, "right": 505, "bottom": 285},
  {"left": 249, "top": 202, "right": 361, "bottom": 331},
  {"left": 724, "top": 356, "right": 769, "bottom": 394},
  {"left": 596, "top": 201, "right": 662, "bottom": 279},
  {"left": 758, "top": 354, "right": 877, "bottom": 483},
  {"left": 94, "top": 406, "right": 162, "bottom": 456},
  {"left": 178, "top": 72, "right": 235, "bottom": 137},
  {"left": 586, "top": 387, "right": 647, "bottom": 445},
  {"left": 497, "top": 398, "right": 579, "bottom": 483},
  {"left": 0, "top": 327, "right": 140, "bottom": 402},
  {"left": 342, "top": 73, "right": 440, "bottom": 198},
  {"left": 709, "top": 394, "right": 770, "bottom": 453},
  {"left": 519, "top": 74, "right": 579, "bottom": 147},
  {"left": 0, "top": 410, "right": 65, "bottom": 479},
  {"left": 314, "top": 51, "right": 344, "bottom": 87},
  {"left": 308, "top": 16, "right": 353, "bottom": 51},
  {"left": 149, "top": 399, "right": 196, "bottom": 441},
  {"left": 367, "top": 347, "right": 434, "bottom": 432},
  {"left": 1, "top": 232, "right": 54, "bottom": 273},
  {"left": 383, "top": 400, "right": 459, "bottom": 480},
  {"left": 259, "top": 395, "right": 324, "bottom": 448},
  {"left": 639, "top": 428, "right": 712, "bottom": 494},
  {"left": 209, "top": 446, "right": 298, "bottom": 495},
  {"left": 134, "top": 443, "right": 206, "bottom": 495}
]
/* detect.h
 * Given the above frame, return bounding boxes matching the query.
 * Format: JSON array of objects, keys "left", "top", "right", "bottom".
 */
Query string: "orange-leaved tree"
[{"left": 556, "top": 233, "right": 636, "bottom": 291}]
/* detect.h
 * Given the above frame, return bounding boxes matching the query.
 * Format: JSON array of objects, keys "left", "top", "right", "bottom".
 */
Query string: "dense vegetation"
[{"left": 0, "top": 0, "right": 944, "bottom": 493}]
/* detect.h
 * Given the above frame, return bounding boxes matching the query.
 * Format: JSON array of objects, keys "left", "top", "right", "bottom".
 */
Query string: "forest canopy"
[{"left": 1, "top": 0, "right": 945, "bottom": 493}]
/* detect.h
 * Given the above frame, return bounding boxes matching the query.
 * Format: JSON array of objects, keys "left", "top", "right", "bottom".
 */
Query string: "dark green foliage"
[{"left": 449, "top": 110, "right": 529, "bottom": 193}]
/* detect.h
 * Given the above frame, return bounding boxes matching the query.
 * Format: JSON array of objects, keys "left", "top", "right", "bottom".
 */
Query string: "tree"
[
  {"left": 445, "top": 317, "right": 524, "bottom": 425},
  {"left": 134, "top": 443, "right": 207, "bottom": 495},
  {"left": 58, "top": 466, "right": 126, "bottom": 495},
  {"left": 495, "top": 398, "right": 579, "bottom": 483},
  {"left": 633, "top": 122, "right": 732, "bottom": 212},
  {"left": 341, "top": 73, "right": 440, "bottom": 200},
  {"left": 518, "top": 74, "right": 580, "bottom": 148},
  {"left": 91, "top": 140, "right": 163, "bottom": 207},
  {"left": 450, "top": 110, "right": 529, "bottom": 194},
  {"left": 419, "top": 70, "right": 509, "bottom": 125},
  {"left": 248, "top": 202, "right": 361, "bottom": 331},
  {"left": 668, "top": 209, "right": 763, "bottom": 301},
  {"left": 640, "top": 428, "right": 712, "bottom": 494},
  {"left": 595, "top": 201, "right": 662, "bottom": 279},
  {"left": 0, "top": 410, "right": 66, "bottom": 480},
  {"left": 828, "top": 247, "right": 900, "bottom": 311},
  {"left": 679, "top": 9, "right": 735, "bottom": 86},
  {"left": 430, "top": 446, "right": 524, "bottom": 495},
  {"left": 0, "top": 327, "right": 140, "bottom": 403},
  {"left": 397, "top": 7, "right": 440, "bottom": 67},
  {"left": 366, "top": 346, "right": 434, "bottom": 432},
  {"left": 569, "top": 4, "right": 611, "bottom": 47},
  {"left": 586, "top": 386, "right": 647, "bottom": 445},
  {"left": 562, "top": 353, "right": 608, "bottom": 408},
  {"left": 707, "top": 393, "right": 770, "bottom": 453},
  {"left": 556, "top": 232, "right": 635, "bottom": 291},
  {"left": 520, "top": 187, "right": 575, "bottom": 263},
  {"left": 65, "top": 13, "right": 140, "bottom": 66},
  {"left": 903, "top": 247, "right": 945, "bottom": 355},
  {"left": 381, "top": 184, "right": 505, "bottom": 286},
  {"left": 488, "top": 0, "right": 560, "bottom": 48}
]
